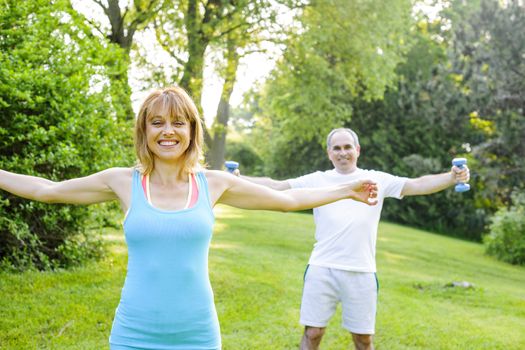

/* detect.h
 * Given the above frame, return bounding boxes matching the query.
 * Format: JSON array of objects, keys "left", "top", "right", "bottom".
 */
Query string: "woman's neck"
[{"left": 150, "top": 160, "right": 187, "bottom": 185}]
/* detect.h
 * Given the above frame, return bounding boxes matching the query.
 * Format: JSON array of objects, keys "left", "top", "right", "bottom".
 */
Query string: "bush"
[
  {"left": 484, "top": 191, "right": 525, "bottom": 265},
  {"left": 0, "top": 0, "right": 132, "bottom": 271},
  {"left": 225, "top": 140, "right": 265, "bottom": 176}
]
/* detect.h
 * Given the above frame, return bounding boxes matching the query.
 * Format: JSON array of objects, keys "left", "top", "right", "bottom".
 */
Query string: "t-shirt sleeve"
[
  {"left": 287, "top": 171, "right": 322, "bottom": 189},
  {"left": 379, "top": 172, "right": 409, "bottom": 199}
]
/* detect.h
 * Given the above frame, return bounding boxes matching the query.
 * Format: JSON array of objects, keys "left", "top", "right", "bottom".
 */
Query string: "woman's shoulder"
[
  {"left": 99, "top": 167, "right": 135, "bottom": 184},
  {"left": 201, "top": 169, "right": 228, "bottom": 180},
  {"left": 201, "top": 169, "right": 239, "bottom": 188},
  {"left": 103, "top": 167, "right": 135, "bottom": 177}
]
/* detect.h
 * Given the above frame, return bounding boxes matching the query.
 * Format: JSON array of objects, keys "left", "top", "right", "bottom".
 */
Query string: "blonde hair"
[{"left": 134, "top": 86, "right": 204, "bottom": 175}]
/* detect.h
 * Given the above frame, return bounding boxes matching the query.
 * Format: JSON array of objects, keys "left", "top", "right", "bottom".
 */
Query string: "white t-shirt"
[{"left": 288, "top": 168, "right": 407, "bottom": 273}]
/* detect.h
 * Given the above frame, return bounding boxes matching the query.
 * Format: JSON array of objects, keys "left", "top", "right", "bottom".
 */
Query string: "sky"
[{"left": 71, "top": 1, "right": 286, "bottom": 126}]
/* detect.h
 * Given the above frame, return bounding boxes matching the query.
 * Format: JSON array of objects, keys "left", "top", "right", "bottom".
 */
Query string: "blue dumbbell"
[
  {"left": 224, "top": 161, "right": 239, "bottom": 173},
  {"left": 452, "top": 158, "right": 470, "bottom": 192}
]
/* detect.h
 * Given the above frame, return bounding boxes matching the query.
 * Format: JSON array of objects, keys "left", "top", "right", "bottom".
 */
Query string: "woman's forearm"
[{"left": 282, "top": 181, "right": 377, "bottom": 211}]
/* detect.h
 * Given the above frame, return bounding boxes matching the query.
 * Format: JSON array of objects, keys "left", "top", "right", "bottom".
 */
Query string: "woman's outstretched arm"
[
  {"left": 0, "top": 167, "right": 131, "bottom": 205},
  {"left": 206, "top": 170, "right": 378, "bottom": 211}
]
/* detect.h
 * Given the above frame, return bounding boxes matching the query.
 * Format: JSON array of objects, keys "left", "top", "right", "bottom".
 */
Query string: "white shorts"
[{"left": 300, "top": 265, "right": 378, "bottom": 335}]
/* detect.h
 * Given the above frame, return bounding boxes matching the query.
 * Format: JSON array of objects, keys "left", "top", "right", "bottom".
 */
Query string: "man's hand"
[
  {"left": 349, "top": 180, "right": 378, "bottom": 205},
  {"left": 451, "top": 165, "right": 470, "bottom": 184}
]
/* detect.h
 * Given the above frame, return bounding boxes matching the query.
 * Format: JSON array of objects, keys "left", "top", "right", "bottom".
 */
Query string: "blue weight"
[
  {"left": 452, "top": 158, "right": 470, "bottom": 192},
  {"left": 224, "top": 161, "right": 239, "bottom": 173}
]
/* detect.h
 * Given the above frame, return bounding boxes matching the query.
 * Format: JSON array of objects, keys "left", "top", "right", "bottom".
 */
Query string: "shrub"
[
  {"left": 0, "top": 0, "right": 132, "bottom": 271},
  {"left": 225, "top": 140, "right": 265, "bottom": 176},
  {"left": 484, "top": 191, "right": 525, "bottom": 265}
]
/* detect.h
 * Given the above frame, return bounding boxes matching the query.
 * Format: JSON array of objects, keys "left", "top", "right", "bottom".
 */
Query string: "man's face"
[{"left": 327, "top": 131, "right": 360, "bottom": 174}]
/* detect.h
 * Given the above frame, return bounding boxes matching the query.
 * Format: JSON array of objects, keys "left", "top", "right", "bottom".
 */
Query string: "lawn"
[{"left": 1, "top": 205, "right": 524, "bottom": 349}]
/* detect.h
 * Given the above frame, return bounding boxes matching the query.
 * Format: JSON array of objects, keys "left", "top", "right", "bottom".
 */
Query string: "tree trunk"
[
  {"left": 86, "top": 0, "right": 160, "bottom": 121},
  {"left": 208, "top": 38, "right": 240, "bottom": 169},
  {"left": 179, "top": 0, "right": 208, "bottom": 106},
  {"left": 107, "top": 54, "right": 135, "bottom": 121},
  {"left": 104, "top": 0, "right": 136, "bottom": 120}
]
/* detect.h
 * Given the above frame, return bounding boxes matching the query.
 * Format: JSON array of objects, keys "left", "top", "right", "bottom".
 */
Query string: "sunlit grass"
[{"left": 0, "top": 206, "right": 524, "bottom": 349}]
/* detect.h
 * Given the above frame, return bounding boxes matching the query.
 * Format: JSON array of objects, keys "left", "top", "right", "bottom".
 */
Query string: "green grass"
[{"left": 1, "top": 205, "right": 524, "bottom": 349}]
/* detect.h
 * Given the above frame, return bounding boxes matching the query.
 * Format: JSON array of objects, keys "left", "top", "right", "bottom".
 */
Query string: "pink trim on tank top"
[
  {"left": 188, "top": 173, "right": 199, "bottom": 208},
  {"left": 141, "top": 173, "right": 199, "bottom": 209}
]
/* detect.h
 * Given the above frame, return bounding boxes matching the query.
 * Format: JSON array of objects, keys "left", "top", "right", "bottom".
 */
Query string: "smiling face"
[
  {"left": 327, "top": 130, "right": 360, "bottom": 174},
  {"left": 135, "top": 87, "right": 204, "bottom": 175},
  {"left": 145, "top": 102, "right": 191, "bottom": 163}
]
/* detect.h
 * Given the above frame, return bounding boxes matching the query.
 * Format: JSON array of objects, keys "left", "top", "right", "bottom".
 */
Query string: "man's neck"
[{"left": 334, "top": 166, "right": 359, "bottom": 175}]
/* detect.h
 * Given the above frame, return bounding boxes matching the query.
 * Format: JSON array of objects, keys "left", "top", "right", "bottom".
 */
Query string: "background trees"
[
  {"left": 152, "top": 0, "right": 295, "bottom": 168},
  {"left": 243, "top": 0, "right": 524, "bottom": 248},
  {"left": 0, "top": 0, "right": 132, "bottom": 270}
]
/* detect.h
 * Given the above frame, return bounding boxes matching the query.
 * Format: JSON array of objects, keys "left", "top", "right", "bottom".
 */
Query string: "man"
[{"left": 242, "top": 128, "right": 470, "bottom": 350}]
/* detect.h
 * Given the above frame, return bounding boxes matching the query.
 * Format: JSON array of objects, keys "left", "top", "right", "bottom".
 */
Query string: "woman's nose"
[{"left": 163, "top": 124, "right": 175, "bottom": 135}]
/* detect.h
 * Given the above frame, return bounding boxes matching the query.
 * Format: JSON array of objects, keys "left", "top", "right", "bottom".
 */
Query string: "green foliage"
[
  {"left": 251, "top": 2, "right": 524, "bottom": 241},
  {"left": 0, "top": 0, "right": 133, "bottom": 271},
  {"left": 484, "top": 191, "right": 525, "bottom": 265},
  {"left": 345, "top": 21, "right": 488, "bottom": 240},
  {"left": 224, "top": 140, "right": 264, "bottom": 176},
  {"left": 260, "top": 0, "right": 413, "bottom": 145},
  {"left": 446, "top": 0, "right": 525, "bottom": 207}
]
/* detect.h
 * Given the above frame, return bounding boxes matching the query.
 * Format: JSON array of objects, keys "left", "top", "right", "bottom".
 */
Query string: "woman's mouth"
[{"left": 158, "top": 140, "right": 179, "bottom": 146}]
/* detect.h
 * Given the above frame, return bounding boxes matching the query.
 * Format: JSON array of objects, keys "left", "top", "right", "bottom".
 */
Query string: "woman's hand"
[{"left": 348, "top": 180, "right": 379, "bottom": 205}]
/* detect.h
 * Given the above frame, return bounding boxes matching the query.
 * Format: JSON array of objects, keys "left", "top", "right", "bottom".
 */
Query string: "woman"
[{"left": 0, "top": 87, "right": 378, "bottom": 349}]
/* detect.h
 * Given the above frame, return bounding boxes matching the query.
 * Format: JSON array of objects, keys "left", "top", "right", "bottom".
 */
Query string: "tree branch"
[
  {"left": 91, "top": 0, "right": 110, "bottom": 17},
  {"left": 153, "top": 21, "right": 188, "bottom": 66}
]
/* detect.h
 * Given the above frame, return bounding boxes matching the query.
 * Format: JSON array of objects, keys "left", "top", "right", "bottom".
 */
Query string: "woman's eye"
[{"left": 174, "top": 121, "right": 185, "bottom": 127}]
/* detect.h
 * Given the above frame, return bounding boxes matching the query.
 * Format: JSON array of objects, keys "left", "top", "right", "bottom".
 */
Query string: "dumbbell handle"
[{"left": 452, "top": 158, "right": 470, "bottom": 192}]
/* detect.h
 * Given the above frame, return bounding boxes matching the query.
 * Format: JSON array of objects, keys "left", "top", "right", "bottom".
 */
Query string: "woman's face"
[{"left": 145, "top": 111, "right": 191, "bottom": 163}]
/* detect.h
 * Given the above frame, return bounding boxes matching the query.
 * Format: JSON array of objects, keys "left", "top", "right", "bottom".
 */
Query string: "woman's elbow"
[
  {"left": 34, "top": 186, "right": 59, "bottom": 203},
  {"left": 280, "top": 200, "right": 302, "bottom": 212}
]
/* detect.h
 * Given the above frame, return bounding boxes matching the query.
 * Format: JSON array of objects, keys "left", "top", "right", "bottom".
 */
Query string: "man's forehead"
[{"left": 330, "top": 131, "right": 356, "bottom": 147}]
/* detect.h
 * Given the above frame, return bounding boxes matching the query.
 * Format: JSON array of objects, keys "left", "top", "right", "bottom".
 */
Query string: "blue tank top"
[{"left": 109, "top": 170, "right": 220, "bottom": 350}]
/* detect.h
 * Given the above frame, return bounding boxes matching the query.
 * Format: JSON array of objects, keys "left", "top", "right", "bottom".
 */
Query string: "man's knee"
[
  {"left": 352, "top": 333, "right": 373, "bottom": 349},
  {"left": 304, "top": 326, "right": 326, "bottom": 342}
]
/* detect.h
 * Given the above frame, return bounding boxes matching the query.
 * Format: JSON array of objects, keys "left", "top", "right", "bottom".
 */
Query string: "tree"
[
  {"left": 206, "top": 34, "right": 242, "bottom": 169},
  {"left": 153, "top": 0, "right": 294, "bottom": 167},
  {"left": 73, "top": 0, "right": 164, "bottom": 120},
  {"left": 0, "top": 0, "right": 132, "bottom": 270},
  {"left": 258, "top": 0, "right": 413, "bottom": 147},
  {"left": 346, "top": 18, "right": 485, "bottom": 239},
  {"left": 249, "top": 0, "right": 413, "bottom": 178},
  {"left": 446, "top": 0, "right": 525, "bottom": 207}
]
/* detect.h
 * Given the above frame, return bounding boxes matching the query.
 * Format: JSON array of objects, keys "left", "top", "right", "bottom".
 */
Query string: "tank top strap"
[
  {"left": 131, "top": 169, "right": 148, "bottom": 208},
  {"left": 195, "top": 172, "right": 213, "bottom": 209}
]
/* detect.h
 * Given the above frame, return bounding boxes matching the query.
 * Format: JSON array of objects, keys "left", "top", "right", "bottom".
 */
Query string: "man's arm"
[
  {"left": 401, "top": 166, "right": 470, "bottom": 196},
  {"left": 240, "top": 175, "right": 291, "bottom": 191}
]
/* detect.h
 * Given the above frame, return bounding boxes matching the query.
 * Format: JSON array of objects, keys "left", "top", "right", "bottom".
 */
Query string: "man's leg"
[
  {"left": 300, "top": 326, "right": 326, "bottom": 350},
  {"left": 299, "top": 266, "right": 338, "bottom": 350},
  {"left": 351, "top": 333, "right": 374, "bottom": 350},
  {"left": 338, "top": 271, "right": 378, "bottom": 350}
]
